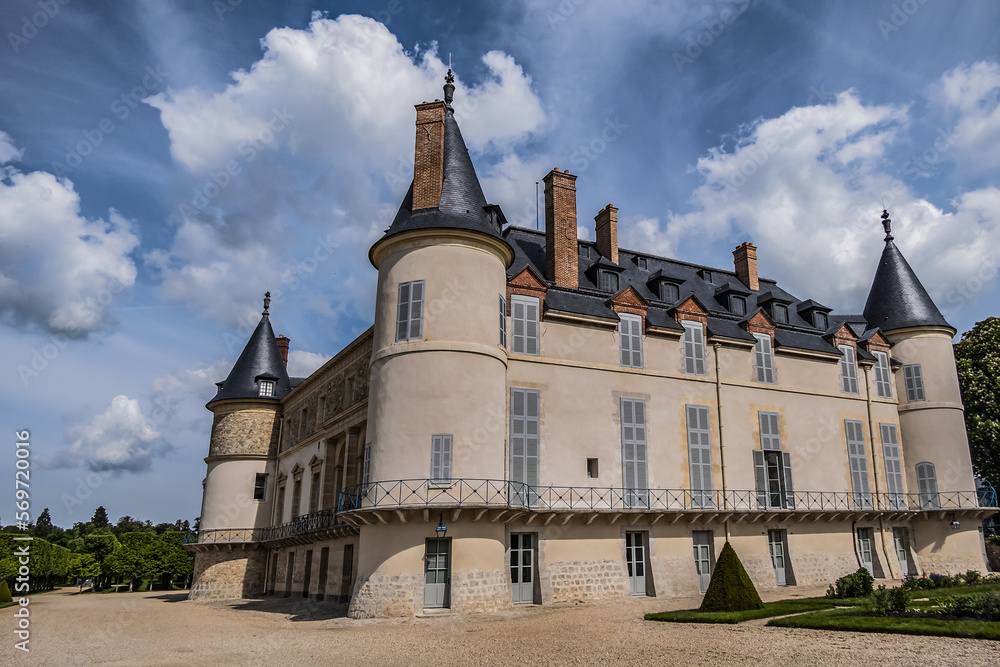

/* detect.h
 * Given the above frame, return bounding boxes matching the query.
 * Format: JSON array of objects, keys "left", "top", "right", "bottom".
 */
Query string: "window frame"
[
  {"left": 754, "top": 411, "right": 793, "bottom": 509},
  {"left": 845, "top": 420, "right": 872, "bottom": 509},
  {"left": 915, "top": 461, "right": 940, "bottom": 510},
  {"left": 880, "top": 423, "right": 905, "bottom": 509},
  {"left": 600, "top": 270, "right": 619, "bottom": 293},
  {"left": 621, "top": 397, "right": 649, "bottom": 508},
  {"left": 510, "top": 388, "right": 541, "bottom": 506},
  {"left": 730, "top": 295, "right": 747, "bottom": 316},
  {"left": 814, "top": 311, "right": 829, "bottom": 330},
  {"left": 511, "top": 294, "right": 540, "bottom": 356},
  {"left": 686, "top": 404, "right": 713, "bottom": 509},
  {"left": 753, "top": 332, "right": 775, "bottom": 384},
  {"left": 682, "top": 320, "right": 706, "bottom": 375},
  {"left": 253, "top": 473, "right": 268, "bottom": 501},
  {"left": 498, "top": 294, "right": 507, "bottom": 348},
  {"left": 258, "top": 379, "right": 275, "bottom": 397},
  {"left": 839, "top": 345, "right": 859, "bottom": 394},
  {"left": 903, "top": 364, "right": 925, "bottom": 402},
  {"left": 772, "top": 303, "right": 788, "bottom": 324},
  {"left": 873, "top": 351, "right": 892, "bottom": 398},
  {"left": 661, "top": 281, "right": 680, "bottom": 303},
  {"left": 395, "top": 279, "right": 425, "bottom": 341},
  {"left": 618, "top": 313, "right": 643, "bottom": 368},
  {"left": 430, "top": 434, "right": 454, "bottom": 485}
]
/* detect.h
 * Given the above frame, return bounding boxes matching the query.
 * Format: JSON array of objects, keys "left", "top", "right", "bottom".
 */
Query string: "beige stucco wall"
[{"left": 200, "top": 458, "right": 274, "bottom": 531}]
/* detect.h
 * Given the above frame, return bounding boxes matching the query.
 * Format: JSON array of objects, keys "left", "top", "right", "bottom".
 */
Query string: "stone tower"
[{"left": 189, "top": 293, "right": 289, "bottom": 600}]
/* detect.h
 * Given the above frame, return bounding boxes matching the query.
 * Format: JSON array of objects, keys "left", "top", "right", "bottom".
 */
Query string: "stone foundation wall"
[
  {"left": 916, "top": 553, "right": 987, "bottom": 575},
  {"left": 451, "top": 569, "right": 512, "bottom": 613},
  {"left": 648, "top": 555, "right": 700, "bottom": 598},
  {"left": 547, "top": 559, "right": 629, "bottom": 602},
  {"left": 348, "top": 573, "right": 421, "bottom": 618},
  {"left": 789, "top": 551, "right": 859, "bottom": 586},
  {"left": 740, "top": 553, "right": 778, "bottom": 589},
  {"left": 189, "top": 548, "right": 265, "bottom": 601}
]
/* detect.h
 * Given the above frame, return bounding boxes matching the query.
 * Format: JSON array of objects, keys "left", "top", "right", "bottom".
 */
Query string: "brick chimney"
[
  {"left": 276, "top": 335, "right": 290, "bottom": 368},
  {"left": 733, "top": 242, "right": 759, "bottom": 291},
  {"left": 412, "top": 100, "right": 447, "bottom": 210},
  {"left": 594, "top": 204, "right": 618, "bottom": 264},
  {"left": 544, "top": 168, "right": 579, "bottom": 289}
]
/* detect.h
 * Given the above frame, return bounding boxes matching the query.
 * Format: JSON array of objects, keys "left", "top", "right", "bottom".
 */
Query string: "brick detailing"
[
  {"left": 276, "top": 335, "right": 290, "bottom": 366},
  {"left": 209, "top": 409, "right": 280, "bottom": 458},
  {"left": 548, "top": 559, "right": 630, "bottom": 602},
  {"left": 672, "top": 295, "right": 709, "bottom": 327},
  {"left": 412, "top": 101, "right": 446, "bottom": 210},
  {"left": 543, "top": 168, "right": 579, "bottom": 289},
  {"left": 828, "top": 322, "right": 858, "bottom": 350},
  {"left": 733, "top": 241, "right": 759, "bottom": 291},
  {"left": 742, "top": 309, "right": 775, "bottom": 341},
  {"left": 189, "top": 549, "right": 266, "bottom": 601},
  {"left": 507, "top": 266, "right": 548, "bottom": 315},
  {"left": 451, "top": 569, "right": 513, "bottom": 613},
  {"left": 348, "top": 572, "right": 421, "bottom": 618},
  {"left": 860, "top": 330, "right": 891, "bottom": 354},
  {"left": 594, "top": 204, "right": 619, "bottom": 264},
  {"left": 609, "top": 285, "right": 649, "bottom": 319}
]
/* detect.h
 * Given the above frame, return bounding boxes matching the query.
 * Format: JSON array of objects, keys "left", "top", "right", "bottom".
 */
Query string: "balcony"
[{"left": 183, "top": 510, "right": 356, "bottom": 552}]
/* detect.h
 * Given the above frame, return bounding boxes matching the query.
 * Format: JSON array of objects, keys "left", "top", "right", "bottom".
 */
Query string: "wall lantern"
[
  {"left": 948, "top": 513, "right": 960, "bottom": 530},
  {"left": 435, "top": 513, "right": 447, "bottom": 539}
]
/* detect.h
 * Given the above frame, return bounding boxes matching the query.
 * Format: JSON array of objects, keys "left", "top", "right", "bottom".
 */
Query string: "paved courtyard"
[{"left": 3, "top": 585, "right": 999, "bottom": 666}]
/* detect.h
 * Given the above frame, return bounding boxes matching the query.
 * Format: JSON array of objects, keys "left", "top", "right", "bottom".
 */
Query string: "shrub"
[
  {"left": 940, "top": 591, "right": 1000, "bottom": 620},
  {"left": 699, "top": 542, "right": 764, "bottom": 612},
  {"left": 0, "top": 580, "right": 11, "bottom": 604},
  {"left": 869, "top": 585, "right": 891, "bottom": 615},
  {"left": 965, "top": 569, "right": 982, "bottom": 585},
  {"left": 827, "top": 568, "right": 874, "bottom": 599},
  {"left": 869, "top": 585, "right": 909, "bottom": 616}
]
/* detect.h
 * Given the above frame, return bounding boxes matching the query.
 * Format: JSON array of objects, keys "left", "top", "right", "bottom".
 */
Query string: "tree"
[
  {"left": 83, "top": 533, "right": 120, "bottom": 590},
  {"left": 34, "top": 508, "right": 53, "bottom": 537},
  {"left": 69, "top": 553, "right": 101, "bottom": 588},
  {"left": 91, "top": 506, "right": 110, "bottom": 529},
  {"left": 699, "top": 542, "right": 764, "bottom": 612},
  {"left": 107, "top": 532, "right": 156, "bottom": 591},
  {"left": 955, "top": 317, "right": 1000, "bottom": 493}
]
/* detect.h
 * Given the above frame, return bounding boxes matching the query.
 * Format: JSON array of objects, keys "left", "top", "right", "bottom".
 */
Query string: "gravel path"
[{"left": 3, "top": 585, "right": 998, "bottom": 666}]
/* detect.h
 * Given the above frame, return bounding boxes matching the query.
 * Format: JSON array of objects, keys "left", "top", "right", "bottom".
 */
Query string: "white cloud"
[
  {"left": 620, "top": 89, "right": 1000, "bottom": 312},
  {"left": 0, "top": 130, "right": 23, "bottom": 164},
  {"left": 51, "top": 395, "right": 171, "bottom": 472},
  {"left": 286, "top": 349, "right": 331, "bottom": 377},
  {"left": 0, "top": 144, "right": 139, "bottom": 336},
  {"left": 152, "top": 360, "right": 232, "bottom": 400},
  {"left": 928, "top": 61, "right": 1000, "bottom": 169},
  {"left": 144, "top": 14, "right": 546, "bottom": 327}
]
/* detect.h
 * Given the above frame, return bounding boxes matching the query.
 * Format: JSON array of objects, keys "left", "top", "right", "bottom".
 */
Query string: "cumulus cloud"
[
  {"left": 928, "top": 61, "right": 1000, "bottom": 169},
  {"left": 48, "top": 395, "right": 171, "bottom": 473},
  {"left": 286, "top": 349, "right": 331, "bottom": 377},
  {"left": 619, "top": 87, "right": 1000, "bottom": 312},
  {"left": 144, "top": 14, "right": 546, "bottom": 326},
  {"left": 0, "top": 140, "right": 139, "bottom": 336},
  {"left": 0, "top": 130, "right": 23, "bottom": 164}
]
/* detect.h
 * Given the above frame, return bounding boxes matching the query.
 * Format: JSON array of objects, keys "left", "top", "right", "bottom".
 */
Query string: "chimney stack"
[
  {"left": 733, "top": 242, "right": 759, "bottom": 291},
  {"left": 544, "top": 168, "right": 579, "bottom": 289},
  {"left": 594, "top": 204, "right": 619, "bottom": 264},
  {"left": 276, "top": 335, "right": 290, "bottom": 368},
  {"left": 412, "top": 100, "right": 447, "bottom": 210}
]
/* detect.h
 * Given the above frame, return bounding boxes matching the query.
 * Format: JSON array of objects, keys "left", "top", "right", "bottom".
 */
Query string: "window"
[
  {"left": 692, "top": 531, "right": 714, "bottom": 593},
  {"left": 845, "top": 420, "right": 871, "bottom": 509},
  {"left": 309, "top": 470, "right": 321, "bottom": 514},
  {"left": 259, "top": 379, "right": 275, "bottom": 397},
  {"left": 856, "top": 528, "right": 878, "bottom": 576},
  {"left": 395, "top": 280, "right": 424, "bottom": 341},
  {"left": 873, "top": 351, "right": 892, "bottom": 398},
  {"left": 893, "top": 528, "right": 912, "bottom": 576},
  {"left": 586, "top": 458, "right": 599, "bottom": 478},
  {"left": 839, "top": 345, "right": 859, "bottom": 394},
  {"left": 754, "top": 412, "right": 794, "bottom": 509},
  {"left": 903, "top": 364, "right": 925, "bottom": 401},
  {"left": 423, "top": 538, "right": 450, "bottom": 609},
  {"left": 600, "top": 270, "right": 619, "bottom": 293},
  {"left": 753, "top": 333, "right": 775, "bottom": 383},
  {"left": 362, "top": 442, "right": 372, "bottom": 491},
  {"left": 661, "top": 282, "right": 679, "bottom": 303},
  {"left": 291, "top": 476, "right": 303, "bottom": 518},
  {"left": 637, "top": 257, "right": 647, "bottom": 270},
  {"left": 510, "top": 388, "right": 540, "bottom": 505},
  {"left": 772, "top": 303, "right": 788, "bottom": 324},
  {"left": 511, "top": 295, "right": 540, "bottom": 356},
  {"left": 701, "top": 270, "right": 714, "bottom": 284},
  {"left": 881, "top": 423, "right": 905, "bottom": 509},
  {"left": 299, "top": 408, "right": 308, "bottom": 439},
  {"left": 625, "top": 532, "right": 648, "bottom": 596},
  {"left": 915, "top": 461, "right": 940, "bottom": 510},
  {"left": 768, "top": 529, "right": 793, "bottom": 585},
  {"left": 686, "top": 405, "right": 713, "bottom": 508},
  {"left": 682, "top": 321, "right": 706, "bottom": 375},
  {"left": 276, "top": 482, "right": 286, "bottom": 522},
  {"left": 253, "top": 473, "right": 267, "bottom": 501},
  {"left": 498, "top": 295, "right": 507, "bottom": 348},
  {"left": 619, "top": 314, "right": 643, "bottom": 368},
  {"left": 730, "top": 295, "right": 746, "bottom": 316},
  {"left": 814, "top": 311, "right": 828, "bottom": 330},
  {"left": 319, "top": 395, "right": 327, "bottom": 422},
  {"left": 621, "top": 398, "right": 649, "bottom": 508},
  {"left": 579, "top": 245, "right": 590, "bottom": 259},
  {"left": 430, "top": 434, "right": 453, "bottom": 484}
]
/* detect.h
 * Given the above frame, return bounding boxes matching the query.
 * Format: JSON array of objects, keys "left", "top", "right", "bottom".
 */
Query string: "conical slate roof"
[
  {"left": 862, "top": 239, "right": 951, "bottom": 332},
  {"left": 208, "top": 297, "right": 291, "bottom": 405},
  {"left": 378, "top": 77, "right": 504, "bottom": 244}
]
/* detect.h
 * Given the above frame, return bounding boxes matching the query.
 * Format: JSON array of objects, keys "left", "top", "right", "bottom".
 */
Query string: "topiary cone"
[
  {"left": 0, "top": 580, "right": 12, "bottom": 604},
  {"left": 699, "top": 541, "right": 764, "bottom": 612}
]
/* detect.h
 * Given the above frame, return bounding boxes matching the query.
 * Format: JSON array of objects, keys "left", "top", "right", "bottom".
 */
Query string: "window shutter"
[
  {"left": 753, "top": 449, "right": 767, "bottom": 509},
  {"left": 683, "top": 322, "right": 705, "bottom": 375},
  {"left": 781, "top": 451, "right": 795, "bottom": 509},
  {"left": 754, "top": 333, "right": 774, "bottom": 383},
  {"left": 621, "top": 398, "right": 648, "bottom": 506},
  {"left": 874, "top": 352, "right": 892, "bottom": 398},
  {"left": 442, "top": 434, "right": 452, "bottom": 482},
  {"left": 525, "top": 390, "right": 539, "bottom": 488},
  {"left": 430, "top": 435, "right": 452, "bottom": 483},
  {"left": 525, "top": 299, "right": 539, "bottom": 355},
  {"left": 362, "top": 442, "right": 372, "bottom": 488},
  {"left": 619, "top": 317, "right": 631, "bottom": 366},
  {"left": 499, "top": 295, "right": 507, "bottom": 348},
  {"left": 904, "top": 365, "right": 925, "bottom": 401},
  {"left": 630, "top": 317, "right": 643, "bottom": 368},
  {"left": 396, "top": 283, "right": 410, "bottom": 341},
  {"left": 759, "top": 412, "right": 781, "bottom": 450},
  {"left": 840, "top": 345, "right": 859, "bottom": 394},
  {"left": 511, "top": 388, "right": 540, "bottom": 502},
  {"left": 687, "top": 405, "right": 713, "bottom": 507},
  {"left": 916, "top": 462, "right": 940, "bottom": 509},
  {"left": 512, "top": 299, "right": 525, "bottom": 353},
  {"left": 409, "top": 280, "right": 424, "bottom": 338},
  {"left": 880, "top": 423, "right": 905, "bottom": 509},
  {"left": 845, "top": 420, "right": 871, "bottom": 508},
  {"left": 510, "top": 389, "right": 526, "bottom": 482}
]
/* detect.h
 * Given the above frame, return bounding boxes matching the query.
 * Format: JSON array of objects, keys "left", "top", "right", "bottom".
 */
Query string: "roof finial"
[
  {"left": 881, "top": 209, "right": 893, "bottom": 242},
  {"left": 443, "top": 58, "right": 455, "bottom": 109},
  {"left": 263, "top": 291, "right": 271, "bottom": 314}
]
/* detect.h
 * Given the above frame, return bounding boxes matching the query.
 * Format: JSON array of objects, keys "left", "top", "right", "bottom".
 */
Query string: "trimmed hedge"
[{"left": 699, "top": 542, "right": 764, "bottom": 612}]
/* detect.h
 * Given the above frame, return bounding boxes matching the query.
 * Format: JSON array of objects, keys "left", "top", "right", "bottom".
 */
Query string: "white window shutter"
[
  {"left": 781, "top": 451, "right": 795, "bottom": 509},
  {"left": 753, "top": 449, "right": 767, "bottom": 508},
  {"left": 845, "top": 420, "right": 871, "bottom": 508},
  {"left": 396, "top": 283, "right": 410, "bottom": 341}
]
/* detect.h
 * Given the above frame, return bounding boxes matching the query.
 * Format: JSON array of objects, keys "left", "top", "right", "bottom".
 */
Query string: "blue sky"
[{"left": 1, "top": 1, "right": 998, "bottom": 527}]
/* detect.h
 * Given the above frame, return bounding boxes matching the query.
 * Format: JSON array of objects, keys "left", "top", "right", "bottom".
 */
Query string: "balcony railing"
[
  {"left": 257, "top": 509, "right": 343, "bottom": 542},
  {"left": 337, "top": 479, "right": 990, "bottom": 513},
  {"left": 188, "top": 528, "right": 257, "bottom": 544}
]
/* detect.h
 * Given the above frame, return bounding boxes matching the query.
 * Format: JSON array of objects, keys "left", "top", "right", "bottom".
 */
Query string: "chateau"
[{"left": 187, "top": 73, "right": 994, "bottom": 616}]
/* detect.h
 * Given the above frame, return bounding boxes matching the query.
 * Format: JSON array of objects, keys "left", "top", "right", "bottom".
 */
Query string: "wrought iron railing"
[
  {"left": 189, "top": 528, "right": 257, "bottom": 544},
  {"left": 257, "top": 509, "right": 343, "bottom": 542},
  {"left": 337, "top": 479, "right": 991, "bottom": 513}
]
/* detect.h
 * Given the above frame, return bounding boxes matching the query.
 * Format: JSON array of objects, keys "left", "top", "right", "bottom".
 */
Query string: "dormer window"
[
  {"left": 700, "top": 269, "right": 714, "bottom": 284},
  {"left": 730, "top": 295, "right": 747, "bottom": 317},
  {"left": 637, "top": 257, "right": 647, "bottom": 270},
  {"left": 579, "top": 245, "right": 590, "bottom": 259},
  {"left": 772, "top": 303, "right": 788, "bottom": 324},
  {"left": 600, "top": 270, "right": 619, "bottom": 293},
  {"left": 661, "top": 282, "right": 680, "bottom": 303},
  {"left": 814, "top": 312, "right": 828, "bottom": 330},
  {"left": 258, "top": 379, "right": 275, "bottom": 397}
]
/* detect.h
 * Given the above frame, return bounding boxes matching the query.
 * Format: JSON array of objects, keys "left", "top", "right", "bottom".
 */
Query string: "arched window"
[{"left": 915, "top": 462, "right": 940, "bottom": 510}]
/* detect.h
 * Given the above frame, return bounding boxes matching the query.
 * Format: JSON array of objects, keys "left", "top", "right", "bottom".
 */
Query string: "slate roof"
[
  {"left": 862, "top": 239, "right": 952, "bottom": 332},
  {"left": 209, "top": 309, "right": 291, "bottom": 405},
  {"left": 503, "top": 226, "right": 875, "bottom": 356}
]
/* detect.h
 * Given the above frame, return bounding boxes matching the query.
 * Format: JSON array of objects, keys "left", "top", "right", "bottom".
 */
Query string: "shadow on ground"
[
  {"left": 228, "top": 596, "right": 350, "bottom": 621},
  {"left": 152, "top": 592, "right": 191, "bottom": 603}
]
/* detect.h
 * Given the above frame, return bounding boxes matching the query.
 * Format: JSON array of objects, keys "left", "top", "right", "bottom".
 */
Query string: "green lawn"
[
  {"left": 767, "top": 606, "right": 1000, "bottom": 640},
  {"left": 644, "top": 597, "right": 845, "bottom": 624}
]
